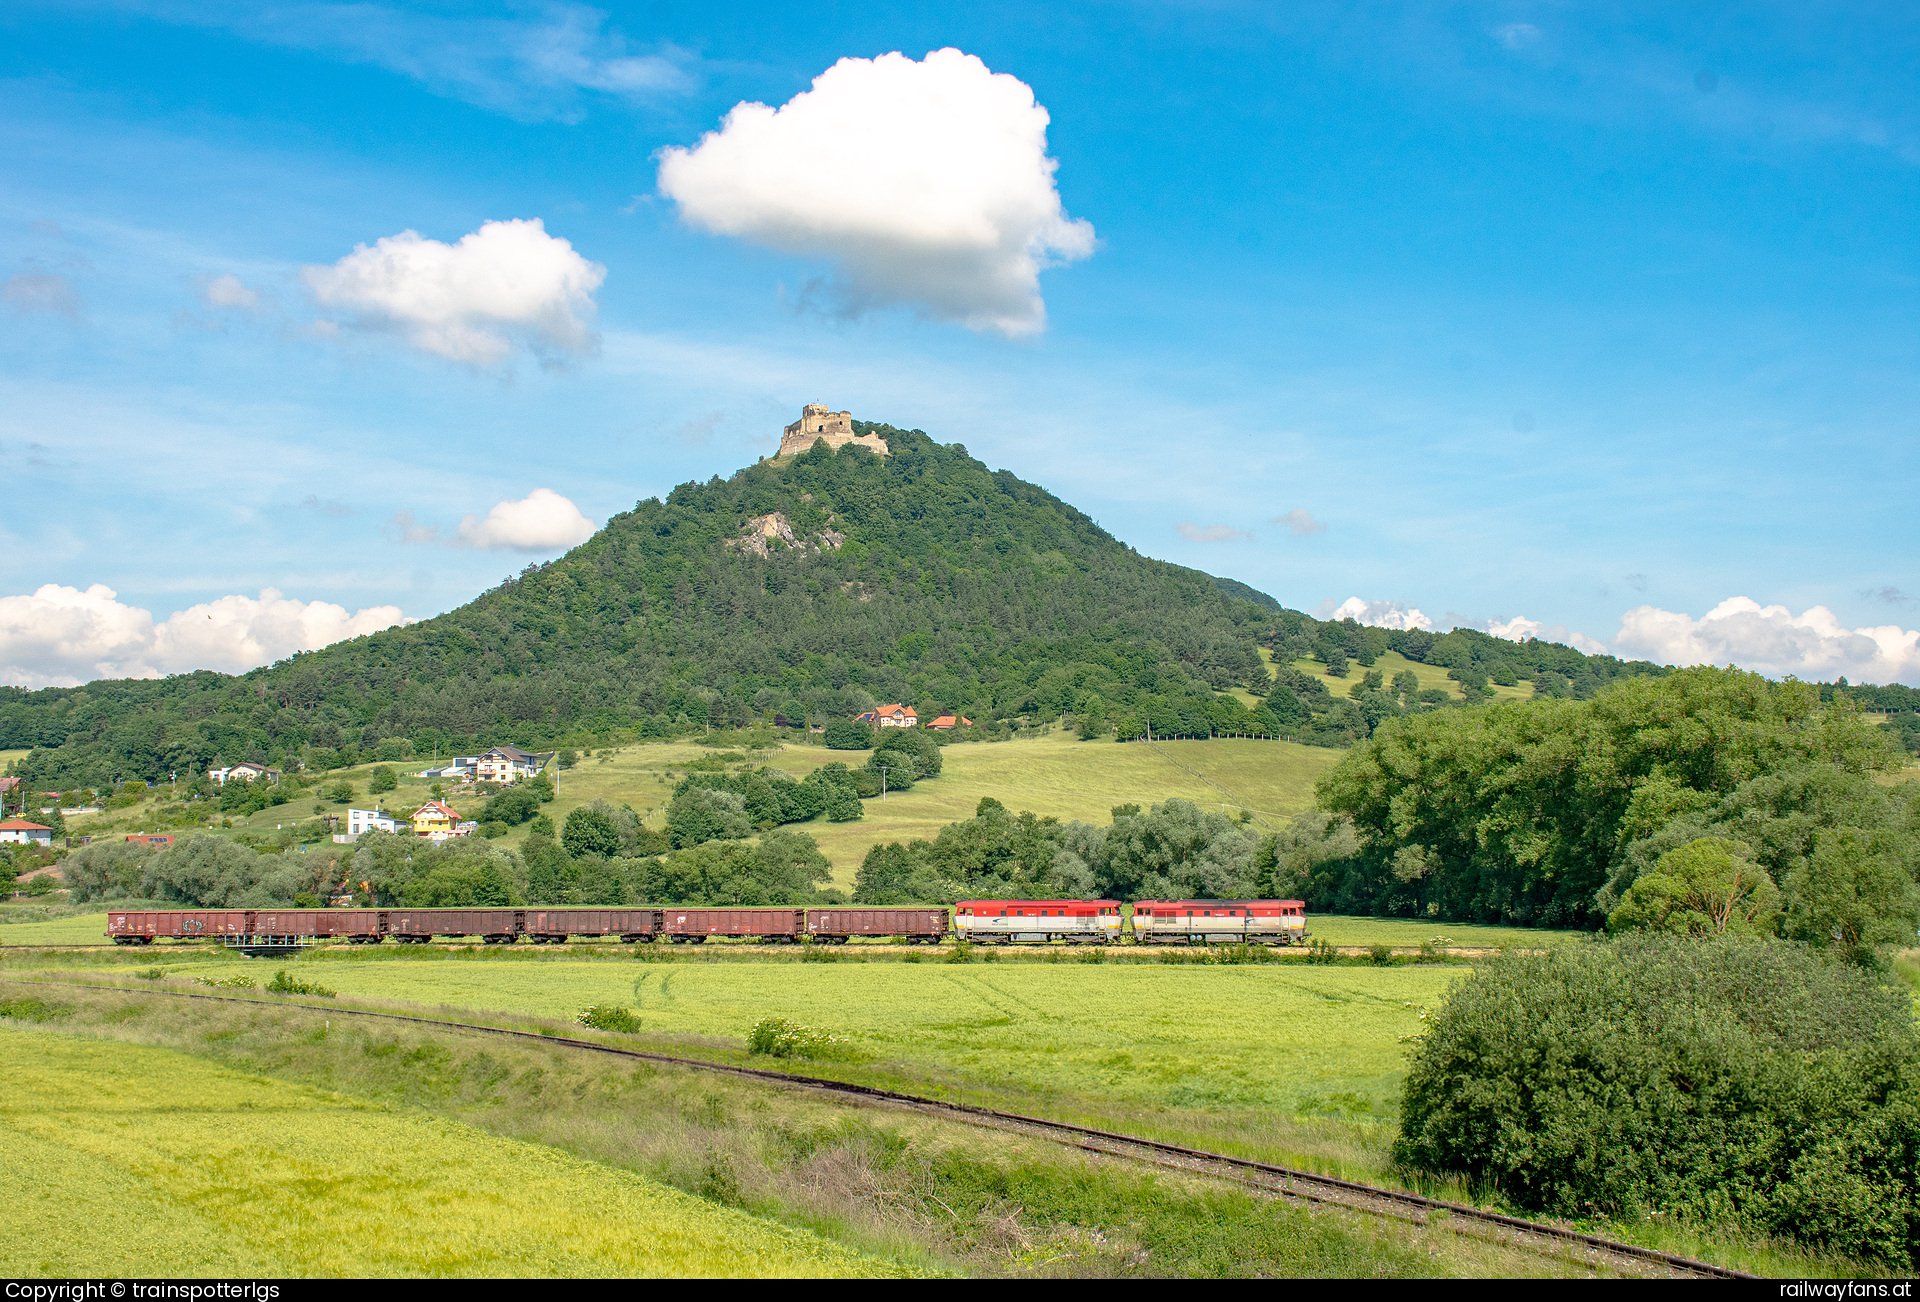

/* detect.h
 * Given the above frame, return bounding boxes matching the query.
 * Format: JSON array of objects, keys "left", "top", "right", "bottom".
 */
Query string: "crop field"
[
  {"left": 117, "top": 955, "right": 1458, "bottom": 1119},
  {"left": 0, "top": 1024, "right": 911, "bottom": 1278}
]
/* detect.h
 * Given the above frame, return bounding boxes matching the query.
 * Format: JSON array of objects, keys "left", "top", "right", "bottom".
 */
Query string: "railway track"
[{"left": 17, "top": 977, "right": 1754, "bottom": 1280}]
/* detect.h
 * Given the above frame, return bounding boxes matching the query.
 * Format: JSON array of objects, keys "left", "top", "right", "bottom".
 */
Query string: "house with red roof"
[
  {"left": 855, "top": 704, "right": 918, "bottom": 729},
  {"left": 0, "top": 819, "right": 53, "bottom": 846},
  {"left": 410, "top": 800, "right": 468, "bottom": 841},
  {"left": 926, "top": 713, "right": 974, "bottom": 731}
]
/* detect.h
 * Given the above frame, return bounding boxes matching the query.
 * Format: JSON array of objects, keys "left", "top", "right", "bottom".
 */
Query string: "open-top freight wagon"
[{"left": 806, "top": 907, "right": 947, "bottom": 944}]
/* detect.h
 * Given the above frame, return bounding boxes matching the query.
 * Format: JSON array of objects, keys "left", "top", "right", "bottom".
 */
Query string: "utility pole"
[{"left": 875, "top": 764, "right": 891, "bottom": 801}]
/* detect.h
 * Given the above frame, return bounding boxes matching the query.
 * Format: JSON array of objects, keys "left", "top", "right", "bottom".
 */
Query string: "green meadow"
[
  {"left": 102, "top": 952, "right": 1457, "bottom": 1121},
  {"left": 0, "top": 1023, "right": 910, "bottom": 1278}
]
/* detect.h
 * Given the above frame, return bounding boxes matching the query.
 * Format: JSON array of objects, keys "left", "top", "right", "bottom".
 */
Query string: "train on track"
[{"left": 104, "top": 898, "right": 1308, "bottom": 950}]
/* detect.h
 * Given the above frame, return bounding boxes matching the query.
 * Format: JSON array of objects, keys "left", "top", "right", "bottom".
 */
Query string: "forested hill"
[{"left": 5, "top": 422, "right": 1669, "bottom": 788}]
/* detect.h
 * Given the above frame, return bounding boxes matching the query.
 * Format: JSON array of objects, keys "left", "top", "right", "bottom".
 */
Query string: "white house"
[
  {"left": 856, "top": 704, "right": 918, "bottom": 729},
  {"left": 346, "top": 808, "right": 398, "bottom": 837},
  {"left": 0, "top": 819, "right": 53, "bottom": 846}
]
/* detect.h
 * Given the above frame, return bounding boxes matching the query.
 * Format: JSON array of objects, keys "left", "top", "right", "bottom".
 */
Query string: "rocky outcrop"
[{"left": 724, "top": 511, "right": 847, "bottom": 559}]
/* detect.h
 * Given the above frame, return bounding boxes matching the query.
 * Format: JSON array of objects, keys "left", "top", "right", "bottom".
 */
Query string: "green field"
[
  {"left": 1280, "top": 648, "right": 1535, "bottom": 705},
  {"left": 0, "top": 1024, "right": 910, "bottom": 1278},
  {"left": 122, "top": 954, "right": 1453, "bottom": 1119}
]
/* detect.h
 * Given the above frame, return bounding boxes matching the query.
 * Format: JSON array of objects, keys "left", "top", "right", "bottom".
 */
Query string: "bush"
[
  {"left": 576, "top": 1005, "right": 641, "bottom": 1033},
  {"left": 367, "top": 766, "right": 397, "bottom": 794},
  {"left": 823, "top": 719, "right": 872, "bottom": 750},
  {"left": 195, "top": 974, "right": 255, "bottom": 989},
  {"left": 746, "top": 1016, "right": 847, "bottom": 1060},
  {"left": 264, "top": 970, "right": 335, "bottom": 997},
  {"left": 1395, "top": 934, "right": 1920, "bottom": 1266}
]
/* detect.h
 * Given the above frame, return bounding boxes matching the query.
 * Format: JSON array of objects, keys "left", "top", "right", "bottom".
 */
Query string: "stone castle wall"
[{"left": 778, "top": 403, "right": 889, "bottom": 458}]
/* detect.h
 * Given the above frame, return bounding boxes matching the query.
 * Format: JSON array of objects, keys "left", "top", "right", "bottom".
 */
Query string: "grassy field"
[
  {"left": 3, "top": 980, "right": 1597, "bottom": 1278},
  {"left": 1279, "top": 648, "right": 1535, "bottom": 705},
  {"left": 0, "top": 1022, "right": 910, "bottom": 1278},
  {"left": 545, "top": 731, "right": 1342, "bottom": 882},
  {"left": 116, "top": 953, "right": 1455, "bottom": 1119}
]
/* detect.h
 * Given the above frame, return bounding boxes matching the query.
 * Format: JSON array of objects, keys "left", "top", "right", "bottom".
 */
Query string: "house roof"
[
  {"left": 873, "top": 703, "right": 916, "bottom": 718},
  {"left": 0, "top": 819, "right": 52, "bottom": 831},
  {"left": 483, "top": 745, "right": 535, "bottom": 761},
  {"left": 412, "top": 801, "right": 460, "bottom": 821}
]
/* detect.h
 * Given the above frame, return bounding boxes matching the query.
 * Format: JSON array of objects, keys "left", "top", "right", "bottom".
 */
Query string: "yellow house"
[{"left": 411, "top": 800, "right": 461, "bottom": 840}]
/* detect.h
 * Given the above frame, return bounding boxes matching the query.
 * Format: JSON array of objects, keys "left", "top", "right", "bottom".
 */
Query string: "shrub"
[
  {"left": 823, "top": 719, "right": 872, "bottom": 750},
  {"left": 367, "top": 766, "right": 397, "bottom": 794},
  {"left": 1395, "top": 934, "right": 1920, "bottom": 1266},
  {"left": 1368, "top": 943, "right": 1395, "bottom": 965},
  {"left": 195, "top": 974, "right": 255, "bottom": 989},
  {"left": 746, "top": 1016, "right": 847, "bottom": 1060},
  {"left": 576, "top": 1005, "right": 641, "bottom": 1033},
  {"left": 264, "top": 970, "right": 335, "bottom": 997},
  {"left": 1305, "top": 938, "right": 1340, "bottom": 964}
]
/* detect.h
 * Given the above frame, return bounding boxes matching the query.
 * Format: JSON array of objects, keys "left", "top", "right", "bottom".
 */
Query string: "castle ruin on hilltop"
[{"left": 778, "top": 404, "right": 889, "bottom": 458}]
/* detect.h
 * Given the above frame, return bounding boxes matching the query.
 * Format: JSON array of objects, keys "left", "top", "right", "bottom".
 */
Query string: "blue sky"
[{"left": 3, "top": 1, "right": 1918, "bottom": 685}]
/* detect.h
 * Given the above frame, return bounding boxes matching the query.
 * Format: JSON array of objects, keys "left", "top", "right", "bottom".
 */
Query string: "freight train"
[{"left": 104, "top": 899, "right": 1307, "bottom": 949}]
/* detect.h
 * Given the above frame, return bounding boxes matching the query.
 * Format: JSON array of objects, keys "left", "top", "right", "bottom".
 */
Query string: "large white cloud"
[
  {"left": 1320, "top": 597, "right": 1436, "bottom": 632},
  {"left": 454, "top": 488, "right": 596, "bottom": 551},
  {"left": 303, "top": 218, "right": 606, "bottom": 364},
  {"left": 0, "top": 585, "right": 407, "bottom": 688},
  {"left": 1615, "top": 597, "right": 1920, "bottom": 685},
  {"left": 656, "top": 48, "right": 1094, "bottom": 336}
]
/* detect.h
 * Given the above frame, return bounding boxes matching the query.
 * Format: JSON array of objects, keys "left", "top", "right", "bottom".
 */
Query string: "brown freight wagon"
[
  {"left": 107, "top": 910, "right": 249, "bottom": 944},
  {"left": 663, "top": 908, "right": 804, "bottom": 943},
  {"left": 806, "top": 907, "right": 949, "bottom": 944},
  {"left": 525, "top": 909, "right": 661, "bottom": 944},
  {"left": 250, "top": 909, "right": 332, "bottom": 940},
  {"left": 386, "top": 909, "right": 518, "bottom": 944},
  {"left": 312, "top": 910, "right": 383, "bottom": 942}
]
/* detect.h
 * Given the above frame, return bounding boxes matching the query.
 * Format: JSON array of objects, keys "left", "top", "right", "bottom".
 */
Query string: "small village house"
[
  {"left": 208, "top": 762, "right": 279, "bottom": 786},
  {"left": 410, "top": 800, "right": 466, "bottom": 841},
  {"left": 0, "top": 819, "right": 54, "bottom": 846},
  {"left": 856, "top": 704, "right": 918, "bottom": 728},
  {"left": 926, "top": 713, "right": 974, "bottom": 731},
  {"left": 346, "top": 808, "right": 399, "bottom": 838}
]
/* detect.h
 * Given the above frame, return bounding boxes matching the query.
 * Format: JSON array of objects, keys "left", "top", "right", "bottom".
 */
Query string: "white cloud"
[
  {"left": 1483, "top": 615, "right": 1609, "bottom": 655},
  {"left": 303, "top": 219, "right": 606, "bottom": 365},
  {"left": 0, "top": 584, "right": 407, "bottom": 688},
  {"left": 454, "top": 489, "right": 596, "bottom": 551},
  {"left": 1614, "top": 597, "right": 1920, "bottom": 685},
  {"left": 1177, "top": 522, "right": 1252, "bottom": 542},
  {"left": 203, "top": 273, "right": 259, "bottom": 309},
  {"left": 656, "top": 48, "right": 1095, "bottom": 337},
  {"left": 1272, "top": 508, "right": 1326, "bottom": 536},
  {"left": 1319, "top": 597, "right": 1436, "bottom": 632}
]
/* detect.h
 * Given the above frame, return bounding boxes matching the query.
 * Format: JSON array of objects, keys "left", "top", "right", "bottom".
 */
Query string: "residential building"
[
  {"left": 0, "top": 819, "right": 53, "bottom": 846},
  {"left": 208, "top": 762, "right": 279, "bottom": 786},
  {"left": 475, "top": 745, "right": 546, "bottom": 783},
  {"left": 926, "top": 714, "right": 974, "bottom": 731},
  {"left": 856, "top": 704, "right": 918, "bottom": 728},
  {"left": 346, "top": 808, "right": 399, "bottom": 838},
  {"left": 410, "top": 800, "right": 466, "bottom": 841}
]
